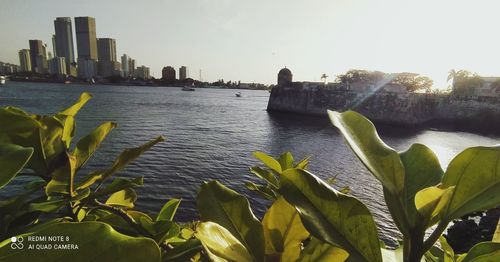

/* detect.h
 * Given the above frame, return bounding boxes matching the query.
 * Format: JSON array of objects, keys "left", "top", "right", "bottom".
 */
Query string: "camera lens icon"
[{"left": 10, "top": 236, "right": 24, "bottom": 249}]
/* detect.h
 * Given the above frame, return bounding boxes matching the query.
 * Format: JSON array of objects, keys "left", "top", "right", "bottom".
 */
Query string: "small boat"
[
  {"left": 0, "top": 76, "right": 6, "bottom": 85},
  {"left": 235, "top": 92, "right": 242, "bottom": 97},
  {"left": 64, "top": 80, "right": 71, "bottom": 84},
  {"left": 182, "top": 83, "right": 195, "bottom": 91}
]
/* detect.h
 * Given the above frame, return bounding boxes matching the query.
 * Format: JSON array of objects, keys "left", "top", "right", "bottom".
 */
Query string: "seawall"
[{"left": 267, "top": 85, "right": 500, "bottom": 130}]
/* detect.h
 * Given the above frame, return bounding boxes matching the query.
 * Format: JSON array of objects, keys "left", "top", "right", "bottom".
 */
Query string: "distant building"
[
  {"left": 97, "top": 38, "right": 118, "bottom": 77},
  {"left": 135, "top": 65, "right": 150, "bottom": 80},
  {"left": 75, "top": 17, "right": 98, "bottom": 78},
  {"left": 54, "top": 17, "right": 75, "bottom": 73},
  {"left": 277, "top": 67, "right": 293, "bottom": 86},
  {"left": 129, "top": 59, "right": 135, "bottom": 76},
  {"left": 77, "top": 59, "right": 97, "bottom": 80},
  {"left": 29, "top": 40, "right": 47, "bottom": 73},
  {"left": 0, "top": 62, "right": 20, "bottom": 74},
  {"left": 48, "top": 57, "right": 67, "bottom": 75},
  {"left": 457, "top": 77, "right": 500, "bottom": 97},
  {"left": 121, "top": 54, "right": 130, "bottom": 76},
  {"left": 18, "top": 49, "right": 31, "bottom": 72},
  {"left": 162, "top": 66, "right": 176, "bottom": 82},
  {"left": 179, "top": 66, "right": 187, "bottom": 80}
]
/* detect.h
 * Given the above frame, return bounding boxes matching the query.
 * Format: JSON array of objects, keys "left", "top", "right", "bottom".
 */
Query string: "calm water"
[{"left": 1, "top": 81, "right": 499, "bottom": 246}]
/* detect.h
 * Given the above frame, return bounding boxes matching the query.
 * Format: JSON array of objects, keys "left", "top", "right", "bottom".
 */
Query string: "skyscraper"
[
  {"left": 54, "top": 17, "right": 75, "bottom": 73},
  {"left": 29, "top": 40, "right": 47, "bottom": 73},
  {"left": 18, "top": 49, "right": 31, "bottom": 72},
  {"left": 162, "top": 66, "right": 176, "bottom": 82},
  {"left": 97, "top": 38, "right": 119, "bottom": 77},
  {"left": 121, "top": 54, "right": 129, "bottom": 76},
  {"left": 129, "top": 58, "right": 135, "bottom": 76},
  {"left": 75, "top": 17, "right": 98, "bottom": 78},
  {"left": 179, "top": 66, "right": 187, "bottom": 80}
]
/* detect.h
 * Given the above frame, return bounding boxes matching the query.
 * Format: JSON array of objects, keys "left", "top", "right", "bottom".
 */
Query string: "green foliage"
[
  {"left": 391, "top": 72, "right": 434, "bottom": 92},
  {"left": 0, "top": 143, "right": 33, "bottom": 189}
]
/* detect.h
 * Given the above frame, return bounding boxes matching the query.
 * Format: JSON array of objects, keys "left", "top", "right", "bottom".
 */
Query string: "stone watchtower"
[{"left": 277, "top": 67, "right": 293, "bottom": 87}]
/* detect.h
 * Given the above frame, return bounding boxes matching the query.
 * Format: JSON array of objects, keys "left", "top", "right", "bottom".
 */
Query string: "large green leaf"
[
  {"left": 0, "top": 107, "right": 41, "bottom": 135},
  {"left": 45, "top": 152, "right": 77, "bottom": 196},
  {"left": 76, "top": 136, "right": 164, "bottom": 186},
  {"left": 72, "top": 121, "right": 116, "bottom": 170},
  {"left": 197, "top": 180, "right": 264, "bottom": 262},
  {"left": 278, "top": 152, "right": 294, "bottom": 170},
  {"left": 163, "top": 239, "right": 202, "bottom": 262},
  {"left": 439, "top": 146, "right": 500, "bottom": 221},
  {"left": 298, "top": 237, "right": 349, "bottom": 262},
  {"left": 0, "top": 143, "right": 33, "bottom": 189},
  {"left": 0, "top": 221, "right": 161, "bottom": 262},
  {"left": 459, "top": 242, "right": 500, "bottom": 262},
  {"left": 280, "top": 168, "right": 382, "bottom": 262},
  {"left": 54, "top": 92, "right": 93, "bottom": 148},
  {"left": 58, "top": 92, "right": 93, "bottom": 116},
  {"left": 328, "top": 110, "right": 404, "bottom": 195},
  {"left": 253, "top": 151, "right": 282, "bottom": 174},
  {"left": 156, "top": 198, "right": 181, "bottom": 222},
  {"left": 263, "top": 196, "right": 309, "bottom": 261},
  {"left": 105, "top": 188, "right": 137, "bottom": 209},
  {"left": 89, "top": 177, "right": 144, "bottom": 199},
  {"left": 249, "top": 166, "right": 279, "bottom": 188},
  {"left": 195, "top": 221, "right": 253, "bottom": 262}
]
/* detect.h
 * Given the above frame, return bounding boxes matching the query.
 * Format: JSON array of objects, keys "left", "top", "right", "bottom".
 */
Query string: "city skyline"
[{"left": 2, "top": 0, "right": 500, "bottom": 86}]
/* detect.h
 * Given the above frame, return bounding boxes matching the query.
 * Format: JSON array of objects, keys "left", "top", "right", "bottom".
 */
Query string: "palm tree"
[
  {"left": 320, "top": 73, "right": 328, "bottom": 84},
  {"left": 447, "top": 69, "right": 456, "bottom": 83}
]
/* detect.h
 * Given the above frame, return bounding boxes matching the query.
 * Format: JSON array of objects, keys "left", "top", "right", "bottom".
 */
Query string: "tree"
[
  {"left": 448, "top": 70, "right": 484, "bottom": 96},
  {"left": 392, "top": 72, "right": 434, "bottom": 92}
]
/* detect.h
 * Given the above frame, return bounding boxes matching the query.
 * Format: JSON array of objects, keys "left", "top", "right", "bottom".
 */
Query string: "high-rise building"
[
  {"left": 129, "top": 59, "right": 135, "bottom": 76},
  {"left": 135, "top": 66, "right": 150, "bottom": 80},
  {"left": 29, "top": 40, "right": 47, "bottom": 73},
  {"left": 179, "top": 66, "right": 187, "bottom": 80},
  {"left": 97, "top": 38, "right": 117, "bottom": 77},
  {"left": 18, "top": 49, "right": 31, "bottom": 72},
  {"left": 121, "top": 54, "right": 129, "bottom": 76},
  {"left": 162, "top": 66, "right": 176, "bottom": 82},
  {"left": 75, "top": 17, "right": 98, "bottom": 78},
  {"left": 52, "top": 35, "right": 57, "bottom": 57},
  {"left": 75, "top": 17, "right": 97, "bottom": 60},
  {"left": 48, "top": 57, "right": 67, "bottom": 75},
  {"left": 54, "top": 17, "right": 75, "bottom": 73}
]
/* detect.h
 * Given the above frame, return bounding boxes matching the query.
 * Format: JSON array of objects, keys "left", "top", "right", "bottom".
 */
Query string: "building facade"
[
  {"left": 29, "top": 40, "right": 47, "bottom": 73},
  {"left": 179, "top": 66, "right": 187, "bottom": 80},
  {"left": 97, "top": 38, "right": 118, "bottom": 77},
  {"left": 162, "top": 66, "right": 176, "bottom": 82},
  {"left": 48, "top": 57, "right": 67, "bottom": 75},
  {"left": 135, "top": 65, "right": 150, "bottom": 80},
  {"left": 18, "top": 49, "right": 31, "bottom": 72},
  {"left": 121, "top": 54, "right": 130, "bottom": 76},
  {"left": 54, "top": 17, "right": 75, "bottom": 74},
  {"left": 75, "top": 17, "right": 98, "bottom": 78}
]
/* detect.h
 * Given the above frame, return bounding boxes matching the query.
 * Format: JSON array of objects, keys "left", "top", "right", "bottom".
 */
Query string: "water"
[{"left": 1, "top": 81, "right": 498, "bottom": 246}]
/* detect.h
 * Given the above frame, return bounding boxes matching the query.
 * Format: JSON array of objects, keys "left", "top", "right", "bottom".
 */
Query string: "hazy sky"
[{"left": 1, "top": 0, "right": 500, "bottom": 87}]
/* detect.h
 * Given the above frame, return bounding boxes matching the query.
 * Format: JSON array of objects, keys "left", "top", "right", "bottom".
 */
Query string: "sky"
[{"left": 1, "top": 0, "right": 500, "bottom": 87}]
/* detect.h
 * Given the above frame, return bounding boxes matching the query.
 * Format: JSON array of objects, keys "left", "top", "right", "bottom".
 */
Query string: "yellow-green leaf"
[
  {"left": 298, "top": 237, "right": 349, "bottom": 262},
  {"left": 72, "top": 121, "right": 116, "bottom": 170},
  {"left": 328, "top": 110, "right": 404, "bottom": 195},
  {"left": 253, "top": 151, "right": 282, "bottom": 174},
  {"left": 263, "top": 196, "right": 309, "bottom": 261},
  {"left": 195, "top": 221, "right": 253, "bottom": 262},
  {"left": 0, "top": 143, "right": 33, "bottom": 189},
  {"left": 105, "top": 188, "right": 137, "bottom": 209},
  {"left": 58, "top": 92, "right": 93, "bottom": 116},
  {"left": 156, "top": 198, "right": 181, "bottom": 221}
]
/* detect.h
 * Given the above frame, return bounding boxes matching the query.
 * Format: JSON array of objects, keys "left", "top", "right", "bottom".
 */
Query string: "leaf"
[
  {"left": 77, "top": 136, "right": 164, "bottom": 186},
  {"left": 29, "top": 188, "right": 91, "bottom": 212},
  {"left": 153, "top": 220, "right": 180, "bottom": 244},
  {"left": 58, "top": 92, "right": 93, "bottom": 116},
  {"left": 0, "top": 107, "right": 41, "bottom": 134},
  {"left": 263, "top": 196, "right": 309, "bottom": 261},
  {"left": 494, "top": 218, "right": 500, "bottom": 242},
  {"left": 414, "top": 186, "right": 454, "bottom": 225},
  {"left": 380, "top": 246, "right": 403, "bottom": 262},
  {"left": 163, "top": 239, "right": 203, "bottom": 262},
  {"left": 90, "top": 177, "right": 144, "bottom": 199},
  {"left": 45, "top": 152, "right": 77, "bottom": 196},
  {"left": 249, "top": 166, "right": 279, "bottom": 188},
  {"left": 328, "top": 110, "right": 404, "bottom": 195},
  {"left": 156, "top": 198, "right": 182, "bottom": 221},
  {"left": 105, "top": 188, "right": 137, "bottom": 209},
  {"left": 0, "top": 221, "right": 161, "bottom": 262},
  {"left": 0, "top": 143, "right": 33, "bottom": 189},
  {"left": 439, "top": 146, "right": 500, "bottom": 221},
  {"left": 253, "top": 151, "right": 282, "bottom": 174},
  {"left": 197, "top": 180, "right": 264, "bottom": 262},
  {"left": 72, "top": 121, "right": 116, "bottom": 170},
  {"left": 280, "top": 168, "right": 382, "bottom": 262},
  {"left": 398, "top": 144, "right": 443, "bottom": 229},
  {"left": 195, "top": 221, "right": 253, "bottom": 262},
  {"left": 459, "top": 242, "right": 500, "bottom": 262},
  {"left": 298, "top": 237, "right": 349, "bottom": 262},
  {"left": 278, "top": 152, "right": 294, "bottom": 170},
  {"left": 295, "top": 156, "right": 311, "bottom": 169},
  {"left": 245, "top": 182, "right": 277, "bottom": 200}
]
